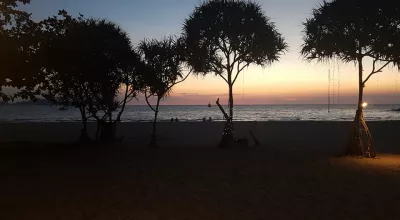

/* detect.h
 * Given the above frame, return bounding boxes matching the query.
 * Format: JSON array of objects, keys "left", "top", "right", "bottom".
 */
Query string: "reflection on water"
[{"left": 0, "top": 104, "right": 400, "bottom": 122}]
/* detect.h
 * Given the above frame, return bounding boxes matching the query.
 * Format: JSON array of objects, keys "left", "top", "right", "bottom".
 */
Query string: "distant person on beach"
[
  {"left": 171, "top": 118, "right": 174, "bottom": 122},
  {"left": 208, "top": 117, "right": 212, "bottom": 122},
  {"left": 203, "top": 117, "right": 206, "bottom": 122},
  {"left": 175, "top": 117, "right": 179, "bottom": 122}
]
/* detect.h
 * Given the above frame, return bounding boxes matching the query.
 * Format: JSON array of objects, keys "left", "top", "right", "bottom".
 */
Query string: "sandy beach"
[
  {"left": 1, "top": 121, "right": 400, "bottom": 152},
  {"left": 1, "top": 121, "right": 400, "bottom": 219}
]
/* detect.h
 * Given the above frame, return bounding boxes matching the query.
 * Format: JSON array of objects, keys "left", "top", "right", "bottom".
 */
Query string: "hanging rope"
[
  {"left": 332, "top": 62, "right": 335, "bottom": 108},
  {"left": 377, "top": 71, "right": 379, "bottom": 84},
  {"left": 396, "top": 73, "right": 398, "bottom": 94},
  {"left": 337, "top": 60, "right": 340, "bottom": 105},
  {"left": 328, "top": 69, "right": 331, "bottom": 112},
  {"left": 242, "top": 71, "right": 245, "bottom": 101}
]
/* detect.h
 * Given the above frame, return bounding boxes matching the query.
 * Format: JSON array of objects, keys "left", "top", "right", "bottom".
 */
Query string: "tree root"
[{"left": 346, "top": 110, "right": 376, "bottom": 158}]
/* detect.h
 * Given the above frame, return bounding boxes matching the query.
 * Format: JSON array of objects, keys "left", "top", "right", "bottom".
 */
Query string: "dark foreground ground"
[{"left": 1, "top": 143, "right": 400, "bottom": 220}]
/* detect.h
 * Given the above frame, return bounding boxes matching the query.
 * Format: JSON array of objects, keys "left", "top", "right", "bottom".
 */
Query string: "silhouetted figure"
[
  {"left": 203, "top": 117, "right": 206, "bottom": 122},
  {"left": 175, "top": 117, "right": 179, "bottom": 122},
  {"left": 208, "top": 117, "right": 212, "bottom": 122},
  {"left": 171, "top": 118, "right": 174, "bottom": 122}
]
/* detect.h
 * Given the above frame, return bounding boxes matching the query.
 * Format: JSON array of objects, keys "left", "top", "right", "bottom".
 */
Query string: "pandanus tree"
[
  {"left": 41, "top": 11, "right": 143, "bottom": 142},
  {"left": 138, "top": 36, "right": 191, "bottom": 148},
  {"left": 0, "top": 0, "right": 41, "bottom": 102},
  {"left": 301, "top": 0, "right": 400, "bottom": 157},
  {"left": 81, "top": 20, "right": 143, "bottom": 142},
  {"left": 183, "top": 0, "right": 287, "bottom": 148}
]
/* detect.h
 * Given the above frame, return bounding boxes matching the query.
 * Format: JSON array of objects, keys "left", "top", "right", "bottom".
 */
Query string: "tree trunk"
[
  {"left": 149, "top": 97, "right": 161, "bottom": 148},
  {"left": 114, "top": 96, "right": 127, "bottom": 138},
  {"left": 98, "top": 120, "right": 115, "bottom": 143},
  {"left": 79, "top": 107, "right": 91, "bottom": 142},
  {"left": 217, "top": 78, "right": 235, "bottom": 149},
  {"left": 95, "top": 119, "right": 101, "bottom": 141},
  {"left": 346, "top": 56, "right": 375, "bottom": 157}
]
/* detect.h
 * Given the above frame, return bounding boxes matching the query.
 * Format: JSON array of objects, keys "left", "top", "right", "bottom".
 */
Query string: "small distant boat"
[
  {"left": 59, "top": 106, "right": 68, "bottom": 111},
  {"left": 391, "top": 108, "right": 400, "bottom": 112},
  {"left": 208, "top": 102, "right": 211, "bottom": 107}
]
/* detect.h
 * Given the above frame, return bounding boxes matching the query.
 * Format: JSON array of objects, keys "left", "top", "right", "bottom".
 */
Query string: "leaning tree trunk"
[
  {"left": 346, "top": 57, "right": 375, "bottom": 157},
  {"left": 149, "top": 97, "right": 161, "bottom": 148},
  {"left": 217, "top": 81, "right": 235, "bottom": 149}
]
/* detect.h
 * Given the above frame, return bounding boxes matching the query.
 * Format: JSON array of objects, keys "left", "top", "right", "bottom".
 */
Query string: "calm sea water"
[{"left": 1, "top": 104, "right": 400, "bottom": 123}]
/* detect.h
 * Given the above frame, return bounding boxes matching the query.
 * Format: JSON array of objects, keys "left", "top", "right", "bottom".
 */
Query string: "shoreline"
[{"left": 1, "top": 118, "right": 400, "bottom": 123}]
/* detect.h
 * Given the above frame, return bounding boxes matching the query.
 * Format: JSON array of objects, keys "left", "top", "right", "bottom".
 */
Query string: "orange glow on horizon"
[{"left": 121, "top": 53, "right": 400, "bottom": 105}]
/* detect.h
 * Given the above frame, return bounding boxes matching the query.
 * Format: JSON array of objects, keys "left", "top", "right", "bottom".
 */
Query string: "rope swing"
[
  {"left": 337, "top": 61, "right": 340, "bottom": 105},
  {"left": 328, "top": 69, "right": 331, "bottom": 112}
]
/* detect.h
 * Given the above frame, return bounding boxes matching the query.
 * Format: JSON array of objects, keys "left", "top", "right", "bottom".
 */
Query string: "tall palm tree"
[
  {"left": 301, "top": 0, "right": 400, "bottom": 157},
  {"left": 182, "top": 0, "right": 287, "bottom": 148}
]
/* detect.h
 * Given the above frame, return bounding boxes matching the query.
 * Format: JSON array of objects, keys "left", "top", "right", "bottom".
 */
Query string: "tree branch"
[
  {"left": 221, "top": 36, "right": 231, "bottom": 56},
  {"left": 363, "top": 60, "right": 391, "bottom": 84},
  {"left": 90, "top": 112, "right": 101, "bottom": 121},
  {"left": 126, "top": 94, "right": 136, "bottom": 103},
  {"left": 116, "top": 84, "right": 130, "bottom": 121},
  {"left": 216, "top": 98, "right": 229, "bottom": 120},
  {"left": 230, "top": 50, "right": 237, "bottom": 74},
  {"left": 145, "top": 89, "right": 156, "bottom": 112},
  {"left": 232, "top": 51, "right": 249, "bottom": 64},
  {"left": 362, "top": 48, "right": 374, "bottom": 57},
  {"left": 363, "top": 53, "right": 393, "bottom": 62},
  {"left": 217, "top": 73, "right": 229, "bottom": 84},
  {"left": 232, "top": 62, "right": 249, "bottom": 85},
  {"left": 117, "top": 84, "right": 129, "bottom": 106},
  {"left": 167, "top": 69, "right": 192, "bottom": 91}
]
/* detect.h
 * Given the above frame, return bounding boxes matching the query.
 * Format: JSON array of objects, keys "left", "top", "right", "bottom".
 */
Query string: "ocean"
[{"left": 1, "top": 104, "right": 400, "bottom": 123}]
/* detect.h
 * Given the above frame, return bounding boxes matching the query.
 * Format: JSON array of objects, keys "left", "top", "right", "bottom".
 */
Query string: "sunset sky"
[{"left": 24, "top": 0, "right": 400, "bottom": 105}]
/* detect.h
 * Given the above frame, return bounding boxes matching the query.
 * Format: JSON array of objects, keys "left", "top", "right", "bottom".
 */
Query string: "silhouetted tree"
[
  {"left": 301, "top": 0, "right": 400, "bottom": 157},
  {"left": 0, "top": 0, "right": 41, "bottom": 102},
  {"left": 139, "top": 36, "right": 191, "bottom": 148},
  {"left": 183, "top": 0, "right": 287, "bottom": 148},
  {"left": 41, "top": 12, "right": 143, "bottom": 142},
  {"left": 82, "top": 20, "right": 143, "bottom": 143}
]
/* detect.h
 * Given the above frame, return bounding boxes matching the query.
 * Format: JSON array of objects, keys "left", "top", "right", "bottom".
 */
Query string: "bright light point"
[{"left": 362, "top": 102, "right": 368, "bottom": 108}]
